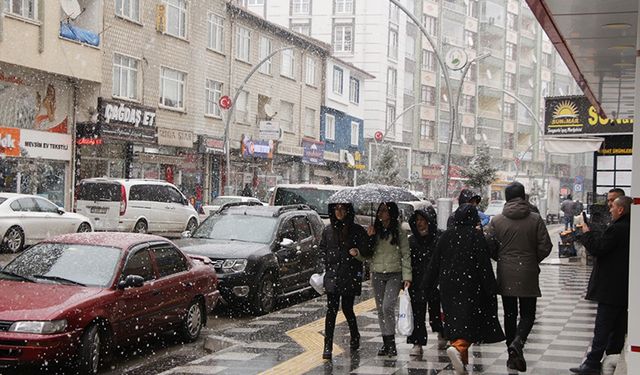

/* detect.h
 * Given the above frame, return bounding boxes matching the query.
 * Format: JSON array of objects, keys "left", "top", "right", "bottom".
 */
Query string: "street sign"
[
  {"left": 259, "top": 120, "right": 281, "bottom": 140},
  {"left": 574, "top": 183, "right": 583, "bottom": 193},
  {"left": 374, "top": 131, "right": 383, "bottom": 142},
  {"left": 219, "top": 95, "right": 232, "bottom": 110}
]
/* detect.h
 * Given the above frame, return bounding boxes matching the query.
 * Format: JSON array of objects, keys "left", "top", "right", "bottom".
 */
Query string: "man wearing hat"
[{"left": 447, "top": 189, "right": 488, "bottom": 228}]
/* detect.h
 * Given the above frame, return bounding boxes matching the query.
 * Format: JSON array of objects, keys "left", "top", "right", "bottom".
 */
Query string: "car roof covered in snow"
[{"left": 42, "top": 232, "right": 170, "bottom": 250}]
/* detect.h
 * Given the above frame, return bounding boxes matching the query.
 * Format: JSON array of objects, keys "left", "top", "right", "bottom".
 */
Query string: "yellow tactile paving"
[{"left": 258, "top": 297, "right": 377, "bottom": 375}]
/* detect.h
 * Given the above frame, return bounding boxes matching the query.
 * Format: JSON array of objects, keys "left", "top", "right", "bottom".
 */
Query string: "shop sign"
[
  {"left": 199, "top": 136, "right": 224, "bottom": 154},
  {"left": 0, "top": 127, "right": 21, "bottom": 157},
  {"left": 302, "top": 138, "right": 325, "bottom": 165},
  {"left": 259, "top": 121, "right": 281, "bottom": 140},
  {"left": 134, "top": 153, "right": 184, "bottom": 165},
  {"left": 98, "top": 98, "right": 156, "bottom": 144},
  {"left": 597, "top": 135, "right": 632, "bottom": 156},
  {"left": 76, "top": 122, "right": 103, "bottom": 146},
  {"left": 157, "top": 127, "right": 194, "bottom": 148},
  {"left": 544, "top": 96, "right": 634, "bottom": 136},
  {"left": 0, "top": 127, "right": 71, "bottom": 160},
  {"left": 241, "top": 135, "right": 274, "bottom": 159},
  {"left": 422, "top": 165, "right": 442, "bottom": 180}
]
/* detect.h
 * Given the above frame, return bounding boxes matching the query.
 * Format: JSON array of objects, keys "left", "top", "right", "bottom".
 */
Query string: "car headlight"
[
  {"left": 221, "top": 259, "right": 247, "bottom": 273},
  {"left": 9, "top": 320, "right": 68, "bottom": 334}
]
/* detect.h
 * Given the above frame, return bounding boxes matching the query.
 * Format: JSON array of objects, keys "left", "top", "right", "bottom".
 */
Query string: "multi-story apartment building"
[
  {"left": 255, "top": 0, "right": 586, "bottom": 199},
  {"left": 73, "top": 0, "right": 330, "bottom": 204},
  {"left": 0, "top": 0, "right": 102, "bottom": 209}
]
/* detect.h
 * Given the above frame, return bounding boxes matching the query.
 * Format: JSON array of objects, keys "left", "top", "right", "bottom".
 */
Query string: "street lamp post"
[{"left": 223, "top": 46, "right": 292, "bottom": 195}]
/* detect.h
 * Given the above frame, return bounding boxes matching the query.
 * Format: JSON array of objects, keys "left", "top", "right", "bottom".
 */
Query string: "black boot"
[
  {"left": 377, "top": 335, "right": 390, "bottom": 356},
  {"left": 386, "top": 335, "right": 397, "bottom": 356},
  {"left": 322, "top": 336, "right": 332, "bottom": 360},
  {"left": 350, "top": 333, "right": 360, "bottom": 350},
  {"left": 507, "top": 336, "right": 526, "bottom": 372}
]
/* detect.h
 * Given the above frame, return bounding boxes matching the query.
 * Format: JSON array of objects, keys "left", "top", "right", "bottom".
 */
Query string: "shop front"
[
  {"left": 226, "top": 135, "right": 280, "bottom": 200},
  {"left": 199, "top": 135, "right": 225, "bottom": 203}
]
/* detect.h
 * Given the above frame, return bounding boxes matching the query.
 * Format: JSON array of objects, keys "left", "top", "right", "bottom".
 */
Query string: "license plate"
[{"left": 90, "top": 207, "right": 108, "bottom": 214}]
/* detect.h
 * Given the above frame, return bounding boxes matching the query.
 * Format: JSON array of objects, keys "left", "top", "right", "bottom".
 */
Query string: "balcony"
[
  {"left": 478, "top": 109, "right": 502, "bottom": 120},
  {"left": 442, "top": 0, "right": 466, "bottom": 15}
]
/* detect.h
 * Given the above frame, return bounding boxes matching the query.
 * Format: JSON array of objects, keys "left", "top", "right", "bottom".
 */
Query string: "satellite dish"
[
  {"left": 264, "top": 103, "right": 276, "bottom": 118},
  {"left": 60, "top": 0, "right": 82, "bottom": 19},
  {"left": 486, "top": 69, "right": 492, "bottom": 80},
  {"left": 346, "top": 152, "right": 356, "bottom": 166}
]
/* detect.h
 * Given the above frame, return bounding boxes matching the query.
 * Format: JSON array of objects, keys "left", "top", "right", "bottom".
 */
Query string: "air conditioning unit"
[
  {"left": 156, "top": 4, "right": 166, "bottom": 33},
  {"left": 339, "top": 149, "right": 349, "bottom": 163}
]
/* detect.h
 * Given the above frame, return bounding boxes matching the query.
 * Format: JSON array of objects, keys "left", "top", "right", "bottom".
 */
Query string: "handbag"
[
  {"left": 309, "top": 272, "right": 325, "bottom": 294},
  {"left": 396, "top": 290, "right": 414, "bottom": 336}
]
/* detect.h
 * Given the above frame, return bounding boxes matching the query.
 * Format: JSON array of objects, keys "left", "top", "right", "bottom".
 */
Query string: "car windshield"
[
  {"left": 193, "top": 214, "right": 278, "bottom": 244},
  {"left": 274, "top": 188, "right": 338, "bottom": 216},
  {"left": 2, "top": 243, "right": 122, "bottom": 287},
  {"left": 210, "top": 197, "right": 242, "bottom": 206}
]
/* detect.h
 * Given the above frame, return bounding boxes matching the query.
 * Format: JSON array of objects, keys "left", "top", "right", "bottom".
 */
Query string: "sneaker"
[
  {"left": 409, "top": 345, "right": 423, "bottom": 356},
  {"left": 447, "top": 346, "right": 466, "bottom": 374}
]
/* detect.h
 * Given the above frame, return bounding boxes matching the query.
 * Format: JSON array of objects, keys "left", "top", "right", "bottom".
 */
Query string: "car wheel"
[
  {"left": 178, "top": 299, "right": 204, "bottom": 342},
  {"left": 77, "top": 222, "right": 92, "bottom": 233},
  {"left": 133, "top": 220, "right": 148, "bottom": 234},
  {"left": 185, "top": 218, "right": 198, "bottom": 233},
  {"left": 2, "top": 226, "right": 24, "bottom": 253},
  {"left": 77, "top": 324, "right": 102, "bottom": 374},
  {"left": 253, "top": 271, "right": 276, "bottom": 315}
]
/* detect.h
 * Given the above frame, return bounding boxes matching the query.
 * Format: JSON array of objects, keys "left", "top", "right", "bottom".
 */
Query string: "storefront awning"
[{"left": 544, "top": 137, "right": 604, "bottom": 154}]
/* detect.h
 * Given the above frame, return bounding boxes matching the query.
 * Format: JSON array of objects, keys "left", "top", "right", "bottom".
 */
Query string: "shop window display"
[{"left": 0, "top": 160, "right": 66, "bottom": 207}]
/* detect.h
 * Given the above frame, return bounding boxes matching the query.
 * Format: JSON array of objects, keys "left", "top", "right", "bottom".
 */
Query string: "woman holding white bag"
[{"left": 319, "top": 203, "right": 368, "bottom": 360}]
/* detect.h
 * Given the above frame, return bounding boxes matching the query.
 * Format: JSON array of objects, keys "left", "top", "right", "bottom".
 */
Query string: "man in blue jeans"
[{"left": 561, "top": 194, "right": 576, "bottom": 230}]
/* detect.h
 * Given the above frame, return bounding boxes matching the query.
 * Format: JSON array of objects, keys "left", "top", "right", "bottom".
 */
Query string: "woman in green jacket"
[{"left": 362, "top": 202, "right": 412, "bottom": 356}]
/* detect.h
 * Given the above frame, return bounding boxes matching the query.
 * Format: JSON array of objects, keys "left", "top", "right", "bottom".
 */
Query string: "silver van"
[{"left": 75, "top": 178, "right": 199, "bottom": 235}]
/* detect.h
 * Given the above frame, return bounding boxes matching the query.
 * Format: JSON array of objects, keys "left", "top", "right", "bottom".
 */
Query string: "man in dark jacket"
[
  {"left": 485, "top": 182, "right": 552, "bottom": 372},
  {"left": 570, "top": 196, "right": 631, "bottom": 375}
]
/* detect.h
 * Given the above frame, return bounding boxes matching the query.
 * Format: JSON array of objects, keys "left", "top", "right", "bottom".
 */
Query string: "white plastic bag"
[
  {"left": 309, "top": 272, "right": 325, "bottom": 294},
  {"left": 396, "top": 290, "right": 414, "bottom": 336}
]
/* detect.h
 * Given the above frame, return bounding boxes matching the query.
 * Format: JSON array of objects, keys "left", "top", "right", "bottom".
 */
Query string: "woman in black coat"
[
  {"left": 320, "top": 203, "right": 368, "bottom": 360},
  {"left": 407, "top": 206, "right": 443, "bottom": 355},
  {"left": 424, "top": 204, "right": 504, "bottom": 374}
]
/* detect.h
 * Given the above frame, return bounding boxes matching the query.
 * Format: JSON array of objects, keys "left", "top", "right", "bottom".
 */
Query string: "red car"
[{"left": 0, "top": 232, "right": 220, "bottom": 374}]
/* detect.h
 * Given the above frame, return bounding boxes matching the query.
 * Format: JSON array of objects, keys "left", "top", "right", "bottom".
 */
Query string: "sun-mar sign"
[{"left": 544, "top": 96, "right": 633, "bottom": 136}]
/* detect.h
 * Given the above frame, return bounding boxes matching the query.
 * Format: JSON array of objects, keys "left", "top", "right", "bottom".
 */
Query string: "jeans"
[
  {"left": 502, "top": 296, "right": 537, "bottom": 346},
  {"left": 564, "top": 215, "right": 574, "bottom": 230},
  {"left": 585, "top": 303, "right": 628, "bottom": 366},
  {"left": 407, "top": 287, "right": 443, "bottom": 345},
  {"left": 325, "top": 293, "right": 358, "bottom": 342},
  {"left": 372, "top": 272, "right": 403, "bottom": 336}
]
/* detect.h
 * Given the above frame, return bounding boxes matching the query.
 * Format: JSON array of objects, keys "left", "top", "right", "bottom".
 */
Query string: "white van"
[{"left": 75, "top": 178, "right": 199, "bottom": 235}]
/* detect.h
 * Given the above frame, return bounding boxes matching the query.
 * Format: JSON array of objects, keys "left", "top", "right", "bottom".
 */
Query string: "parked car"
[
  {"left": 0, "top": 232, "right": 220, "bottom": 373},
  {"left": 268, "top": 184, "right": 349, "bottom": 222},
  {"left": 484, "top": 200, "right": 506, "bottom": 219},
  {"left": 0, "top": 193, "right": 93, "bottom": 253},
  {"left": 75, "top": 178, "right": 199, "bottom": 235},
  {"left": 176, "top": 204, "right": 324, "bottom": 315},
  {"left": 201, "top": 196, "right": 264, "bottom": 216}
]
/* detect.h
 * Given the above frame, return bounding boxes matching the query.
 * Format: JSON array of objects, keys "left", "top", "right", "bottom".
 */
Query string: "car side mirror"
[
  {"left": 118, "top": 275, "right": 145, "bottom": 289},
  {"left": 279, "top": 238, "right": 294, "bottom": 247},
  {"left": 57, "top": 208, "right": 65, "bottom": 215}
]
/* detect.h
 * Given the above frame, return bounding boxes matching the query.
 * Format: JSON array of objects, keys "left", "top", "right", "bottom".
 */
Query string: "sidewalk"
[{"left": 161, "top": 257, "right": 597, "bottom": 375}]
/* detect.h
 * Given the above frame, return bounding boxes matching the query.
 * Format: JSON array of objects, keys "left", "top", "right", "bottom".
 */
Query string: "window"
[
  {"left": 461, "top": 95, "right": 475, "bottom": 113},
  {"left": 420, "top": 120, "right": 435, "bottom": 139},
  {"left": 333, "top": 67, "right": 344, "bottom": 95},
  {"left": 404, "top": 72, "right": 414, "bottom": 95},
  {"left": 34, "top": 198, "right": 58, "bottom": 213},
  {"left": 290, "top": 21, "right": 310, "bottom": 36},
  {"left": 333, "top": 23, "right": 353, "bottom": 53},
  {"left": 464, "top": 30, "right": 476, "bottom": 48},
  {"left": 350, "top": 121, "right": 360, "bottom": 146},
  {"left": 208, "top": 14, "right": 224, "bottom": 52},
  {"left": 349, "top": 77, "right": 360, "bottom": 104},
  {"left": 3, "top": 0, "right": 36, "bottom": 19},
  {"left": 422, "top": 49, "right": 436, "bottom": 71},
  {"left": 504, "top": 133, "right": 514, "bottom": 149},
  {"left": 152, "top": 246, "right": 188, "bottom": 277},
  {"left": 291, "top": 0, "right": 310, "bottom": 15},
  {"left": 325, "top": 114, "right": 336, "bottom": 140},
  {"left": 292, "top": 217, "right": 313, "bottom": 240},
  {"left": 422, "top": 15, "right": 437, "bottom": 37},
  {"left": 280, "top": 101, "right": 294, "bottom": 131},
  {"left": 259, "top": 36, "right": 272, "bottom": 74},
  {"left": 466, "top": 0, "right": 477, "bottom": 18},
  {"left": 249, "top": 0, "right": 264, "bottom": 4},
  {"left": 387, "top": 68, "right": 397, "bottom": 98},
  {"left": 305, "top": 56, "right": 316, "bottom": 86},
  {"left": 505, "top": 72, "right": 516, "bottom": 91},
  {"left": 506, "top": 42, "right": 517, "bottom": 60},
  {"left": 334, "top": 0, "right": 353, "bottom": 14},
  {"left": 507, "top": 13, "right": 518, "bottom": 31},
  {"left": 164, "top": 186, "right": 184, "bottom": 204},
  {"left": 542, "top": 52, "right": 552, "bottom": 68},
  {"left": 504, "top": 102, "right": 516, "bottom": 120},
  {"left": 160, "top": 67, "right": 185, "bottom": 109},
  {"left": 236, "top": 26, "right": 251, "bottom": 62},
  {"left": 165, "top": 0, "right": 187, "bottom": 38},
  {"left": 112, "top": 54, "right": 138, "bottom": 100},
  {"left": 16, "top": 198, "right": 38, "bottom": 212},
  {"left": 386, "top": 105, "right": 396, "bottom": 134},
  {"left": 388, "top": 28, "right": 399, "bottom": 60},
  {"left": 205, "top": 79, "right": 223, "bottom": 117},
  {"left": 389, "top": 3, "right": 399, "bottom": 24},
  {"left": 304, "top": 108, "right": 315, "bottom": 137},
  {"left": 236, "top": 90, "right": 249, "bottom": 122},
  {"left": 115, "top": 0, "right": 140, "bottom": 21},
  {"left": 122, "top": 250, "right": 155, "bottom": 281},
  {"left": 421, "top": 85, "right": 436, "bottom": 105},
  {"left": 406, "top": 35, "right": 415, "bottom": 60},
  {"left": 281, "top": 49, "right": 295, "bottom": 78}
]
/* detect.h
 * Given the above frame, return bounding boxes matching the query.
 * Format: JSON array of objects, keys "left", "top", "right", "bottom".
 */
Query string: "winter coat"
[
  {"left": 424, "top": 204, "right": 505, "bottom": 344},
  {"left": 561, "top": 199, "right": 576, "bottom": 216},
  {"left": 485, "top": 198, "right": 553, "bottom": 297},
  {"left": 447, "top": 189, "right": 482, "bottom": 229},
  {"left": 361, "top": 226, "right": 412, "bottom": 282},
  {"left": 320, "top": 203, "right": 369, "bottom": 296},
  {"left": 580, "top": 214, "right": 630, "bottom": 306},
  {"left": 408, "top": 206, "right": 440, "bottom": 292}
]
